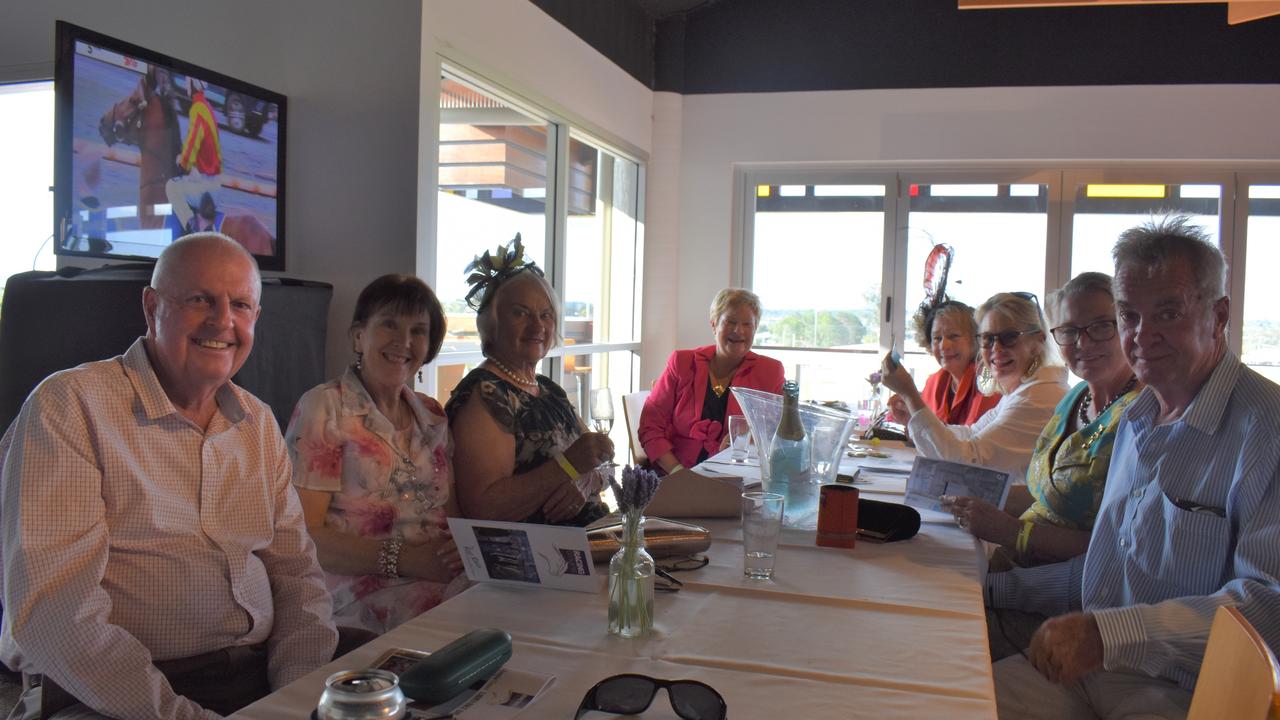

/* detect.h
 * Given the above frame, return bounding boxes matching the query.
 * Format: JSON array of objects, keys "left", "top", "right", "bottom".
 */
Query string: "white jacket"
[{"left": 907, "top": 365, "right": 1069, "bottom": 487}]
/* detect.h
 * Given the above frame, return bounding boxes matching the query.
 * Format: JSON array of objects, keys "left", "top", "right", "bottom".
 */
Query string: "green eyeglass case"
[{"left": 398, "top": 628, "right": 513, "bottom": 705}]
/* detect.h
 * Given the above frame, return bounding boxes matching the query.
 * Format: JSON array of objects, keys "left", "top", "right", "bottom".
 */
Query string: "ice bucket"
[{"left": 731, "top": 387, "right": 856, "bottom": 529}]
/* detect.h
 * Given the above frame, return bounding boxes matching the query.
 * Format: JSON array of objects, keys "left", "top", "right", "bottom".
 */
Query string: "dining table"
[{"left": 230, "top": 441, "right": 997, "bottom": 719}]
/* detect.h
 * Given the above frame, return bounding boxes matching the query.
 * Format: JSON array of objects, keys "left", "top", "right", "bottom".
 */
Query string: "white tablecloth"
[{"left": 231, "top": 443, "right": 996, "bottom": 719}]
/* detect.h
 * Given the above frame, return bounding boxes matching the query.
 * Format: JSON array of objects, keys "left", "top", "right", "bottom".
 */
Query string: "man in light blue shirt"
[{"left": 988, "top": 216, "right": 1280, "bottom": 719}]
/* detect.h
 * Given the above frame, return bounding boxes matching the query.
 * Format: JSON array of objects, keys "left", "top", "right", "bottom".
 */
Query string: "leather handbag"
[{"left": 586, "top": 515, "right": 712, "bottom": 563}]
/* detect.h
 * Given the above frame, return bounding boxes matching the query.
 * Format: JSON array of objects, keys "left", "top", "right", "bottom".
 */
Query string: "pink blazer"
[{"left": 638, "top": 345, "right": 786, "bottom": 468}]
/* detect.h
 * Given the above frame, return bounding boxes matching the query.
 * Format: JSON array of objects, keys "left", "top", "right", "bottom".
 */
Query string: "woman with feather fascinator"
[{"left": 445, "top": 235, "right": 613, "bottom": 525}]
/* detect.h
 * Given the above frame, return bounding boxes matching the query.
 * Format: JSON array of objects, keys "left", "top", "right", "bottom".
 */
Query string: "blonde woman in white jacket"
[{"left": 880, "top": 292, "right": 1069, "bottom": 499}]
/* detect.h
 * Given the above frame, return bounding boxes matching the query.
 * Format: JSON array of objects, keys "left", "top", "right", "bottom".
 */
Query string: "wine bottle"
[{"left": 768, "top": 381, "right": 815, "bottom": 528}]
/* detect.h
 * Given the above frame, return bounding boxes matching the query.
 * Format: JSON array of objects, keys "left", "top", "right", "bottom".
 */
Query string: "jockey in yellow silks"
[{"left": 165, "top": 77, "right": 223, "bottom": 233}]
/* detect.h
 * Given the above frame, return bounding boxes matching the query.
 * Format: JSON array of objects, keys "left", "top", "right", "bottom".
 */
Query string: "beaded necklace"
[
  {"left": 486, "top": 356, "right": 538, "bottom": 389},
  {"left": 1075, "top": 371, "right": 1136, "bottom": 445}
]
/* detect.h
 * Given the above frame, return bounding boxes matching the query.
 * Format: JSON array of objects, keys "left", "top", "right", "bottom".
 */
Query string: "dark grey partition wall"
[{"left": 0, "top": 265, "right": 331, "bottom": 433}]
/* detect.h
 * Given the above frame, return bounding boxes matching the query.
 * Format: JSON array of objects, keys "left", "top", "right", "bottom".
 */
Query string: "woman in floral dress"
[{"left": 286, "top": 274, "right": 466, "bottom": 633}]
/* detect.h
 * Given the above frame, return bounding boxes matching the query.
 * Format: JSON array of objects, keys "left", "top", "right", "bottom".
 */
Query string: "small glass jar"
[
  {"left": 316, "top": 669, "right": 406, "bottom": 720},
  {"left": 607, "top": 515, "right": 655, "bottom": 638}
]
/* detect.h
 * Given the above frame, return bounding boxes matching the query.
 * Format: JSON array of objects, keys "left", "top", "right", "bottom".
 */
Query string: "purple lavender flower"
[{"left": 609, "top": 465, "right": 662, "bottom": 516}]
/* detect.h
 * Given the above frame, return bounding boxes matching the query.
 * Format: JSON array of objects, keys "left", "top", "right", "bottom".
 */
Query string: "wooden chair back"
[
  {"left": 622, "top": 390, "right": 651, "bottom": 465},
  {"left": 1187, "top": 605, "right": 1280, "bottom": 720}
]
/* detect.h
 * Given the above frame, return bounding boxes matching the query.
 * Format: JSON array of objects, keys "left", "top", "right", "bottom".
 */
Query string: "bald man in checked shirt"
[
  {"left": 987, "top": 217, "right": 1280, "bottom": 720},
  {"left": 0, "top": 233, "right": 337, "bottom": 719}
]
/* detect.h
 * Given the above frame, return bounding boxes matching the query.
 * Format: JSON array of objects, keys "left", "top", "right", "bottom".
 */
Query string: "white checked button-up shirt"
[
  {"left": 989, "top": 352, "right": 1280, "bottom": 691},
  {"left": 0, "top": 339, "right": 337, "bottom": 719}
]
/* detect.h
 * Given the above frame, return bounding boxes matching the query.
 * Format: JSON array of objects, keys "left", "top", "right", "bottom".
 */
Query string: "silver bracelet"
[{"left": 378, "top": 538, "right": 403, "bottom": 578}]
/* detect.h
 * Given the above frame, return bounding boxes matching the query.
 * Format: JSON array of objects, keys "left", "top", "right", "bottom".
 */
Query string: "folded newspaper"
[{"left": 374, "top": 647, "right": 555, "bottom": 719}]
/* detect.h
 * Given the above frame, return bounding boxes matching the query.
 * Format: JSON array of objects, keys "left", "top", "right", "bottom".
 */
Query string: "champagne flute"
[{"left": 590, "top": 388, "right": 614, "bottom": 434}]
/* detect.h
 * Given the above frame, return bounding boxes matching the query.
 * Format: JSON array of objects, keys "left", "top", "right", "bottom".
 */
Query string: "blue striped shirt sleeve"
[{"left": 986, "top": 554, "right": 1084, "bottom": 617}]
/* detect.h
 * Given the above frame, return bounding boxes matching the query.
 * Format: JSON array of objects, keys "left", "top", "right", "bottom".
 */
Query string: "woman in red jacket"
[{"left": 639, "top": 288, "right": 785, "bottom": 474}]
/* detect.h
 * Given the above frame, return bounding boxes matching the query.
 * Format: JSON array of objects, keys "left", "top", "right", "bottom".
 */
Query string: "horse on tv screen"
[{"left": 60, "top": 28, "right": 283, "bottom": 266}]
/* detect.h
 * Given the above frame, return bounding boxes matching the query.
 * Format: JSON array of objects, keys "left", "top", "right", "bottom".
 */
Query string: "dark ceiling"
[
  {"left": 529, "top": 0, "right": 1280, "bottom": 94},
  {"left": 632, "top": 0, "right": 717, "bottom": 18}
]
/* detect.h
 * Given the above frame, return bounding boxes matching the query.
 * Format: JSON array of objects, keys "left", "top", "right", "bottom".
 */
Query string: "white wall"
[
  {"left": 0, "top": 0, "right": 424, "bottom": 378},
  {"left": 0, "top": 0, "right": 659, "bottom": 383},
  {"left": 674, "top": 84, "right": 1280, "bottom": 350},
  {"left": 416, "top": 0, "right": 658, "bottom": 377},
  {"left": 419, "top": 0, "right": 652, "bottom": 157}
]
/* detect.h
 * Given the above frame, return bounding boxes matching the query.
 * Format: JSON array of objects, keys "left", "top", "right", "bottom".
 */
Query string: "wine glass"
[{"left": 590, "top": 388, "right": 615, "bottom": 434}]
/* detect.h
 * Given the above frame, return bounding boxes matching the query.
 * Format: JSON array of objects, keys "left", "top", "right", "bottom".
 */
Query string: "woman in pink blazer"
[{"left": 639, "top": 288, "right": 786, "bottom": 474}]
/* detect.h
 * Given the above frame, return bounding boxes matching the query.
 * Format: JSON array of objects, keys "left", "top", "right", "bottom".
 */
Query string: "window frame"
[
  {"left": 735, "top": 163, "right": 1280, "bottom": 368},
  {"left": 427, "top": 62, "right": 646, "bottom": 399}
]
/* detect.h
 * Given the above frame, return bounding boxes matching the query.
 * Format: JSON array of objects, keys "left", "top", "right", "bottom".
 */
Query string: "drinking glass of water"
[
  {"left": 590, "top": 388, "right": 614, "bottom": 434},
  {"left": 742, "top": 491, "right": 784, "bottom": 580}
]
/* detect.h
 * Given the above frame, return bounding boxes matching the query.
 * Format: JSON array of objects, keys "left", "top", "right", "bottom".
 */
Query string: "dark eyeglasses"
[
  {"left": 658, "top": 555, "right": 710, "bottom": 573},
  {"left": 1050, "top": 319, "right": 1117, "bottom": 346},
  {"left": 654, "top": 566, "right": 683, "bottom": 593},
  {"left": 979, "top": 329, "right": 1040, "bottom": 349},
  {"left": 576, "top": 674, "right": 727, "bottom": 720}
]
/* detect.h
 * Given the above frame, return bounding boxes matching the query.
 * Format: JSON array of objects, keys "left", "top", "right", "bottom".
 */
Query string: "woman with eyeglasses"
[
  {"left": 936, "top": 273, "right": 1143, "bottom": 569},
  {"left": 880, "top": 291, "right": 1069, "bottom": 491},
  {"left": 887, "top": 299, "right": 1000, "bottom": 428}
]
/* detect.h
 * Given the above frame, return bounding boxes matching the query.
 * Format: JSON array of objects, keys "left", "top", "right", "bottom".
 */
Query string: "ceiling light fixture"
[{"left": 958, "top": 0, "right": 1280, "bottom": 25}]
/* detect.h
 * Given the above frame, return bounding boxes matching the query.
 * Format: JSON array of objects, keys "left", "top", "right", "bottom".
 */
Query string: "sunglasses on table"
[
  {"left": 575, "top": 674, "right": 727, "bottom": 720},
  {"left": 1050, "top": 319, "right": 1117, "bottom": 346}
]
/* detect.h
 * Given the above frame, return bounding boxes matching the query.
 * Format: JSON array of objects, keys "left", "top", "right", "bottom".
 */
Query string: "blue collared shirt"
[{"left": 989, "top": 352, "right": 1280, "bottom": 690}]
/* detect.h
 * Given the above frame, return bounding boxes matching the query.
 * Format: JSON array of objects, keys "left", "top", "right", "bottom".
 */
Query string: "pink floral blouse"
[{"left": 285, "top": 368, "right": 467, "bottom": 632}]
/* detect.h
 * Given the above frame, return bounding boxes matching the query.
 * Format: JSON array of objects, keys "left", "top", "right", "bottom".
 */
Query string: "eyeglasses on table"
[
  {"left": 653, "top": 554, "right": 709, "bottom": 593},
  {"left": 575, "top": 673, "right": 727, "bottom": 720},
  {"left": 657, "top": 554, "right": 709, "bottom": 573}
]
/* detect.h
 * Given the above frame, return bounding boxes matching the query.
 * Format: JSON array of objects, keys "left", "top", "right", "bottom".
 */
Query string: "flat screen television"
[{"left": 54, "top": 21, "right": 287, "bottom": 271}]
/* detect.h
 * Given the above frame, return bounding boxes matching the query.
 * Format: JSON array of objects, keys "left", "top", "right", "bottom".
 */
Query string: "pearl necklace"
[
  {"left": 486, "top": 356, "right": 538, "bottom": 389},
  {"left": 1078, "top": 375, "right": 1138, "bottom": 427}
]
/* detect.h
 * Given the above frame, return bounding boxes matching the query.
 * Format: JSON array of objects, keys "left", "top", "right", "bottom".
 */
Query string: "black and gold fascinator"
[{"left": 464, "top": 233, "right": 545, "bottom": 312}]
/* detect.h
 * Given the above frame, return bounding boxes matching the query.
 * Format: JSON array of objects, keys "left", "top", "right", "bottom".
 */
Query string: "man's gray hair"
[
  {"left": 1045, "top": 272, "right": 1113, "bottom": 328},
  {"left": 1112, "top": 216, "right": 1226, "bottom": 301},
  {"left": 151, "top": 232, "right": 262, "bottom": 297}
]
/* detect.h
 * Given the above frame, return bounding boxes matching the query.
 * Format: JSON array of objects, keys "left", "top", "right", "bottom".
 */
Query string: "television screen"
[{"left": 54, "top": 21, "right": 286, "bottom": 270}]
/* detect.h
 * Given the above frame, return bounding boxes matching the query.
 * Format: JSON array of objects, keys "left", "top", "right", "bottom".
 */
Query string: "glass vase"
[{"left": 607, "top": 514, "right": 655, "bottom": 638}]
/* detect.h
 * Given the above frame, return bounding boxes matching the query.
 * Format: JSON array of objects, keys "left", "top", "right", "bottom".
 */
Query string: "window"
[
  {"left": 0, "top": 81, "right": 56, "bottom": 307},
  {"left": 739, "top": 167, "right": 1278, "bottom": 401},
  {"left": 1242, "top": 183, "right": 1280, "bottom": 383},
  {"left": 746, "top": 178, "right": 888, "bottom": 402},
  {"left": 904, "top": 181, "right": 1050, "bottom": 314},
  {"left": 430, "top": 67, "right": 645, "bottom": 459},
  {"left": 435, "top": 73, "right": 550, "bottom": 357},
  {"left": 1064, "top": 173, "right": 1226, "bottom": 277}
]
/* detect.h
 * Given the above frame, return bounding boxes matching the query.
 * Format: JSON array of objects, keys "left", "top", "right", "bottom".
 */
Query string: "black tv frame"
[{"left": 53, "top": 20, "right": 288, "bottom": 271}]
